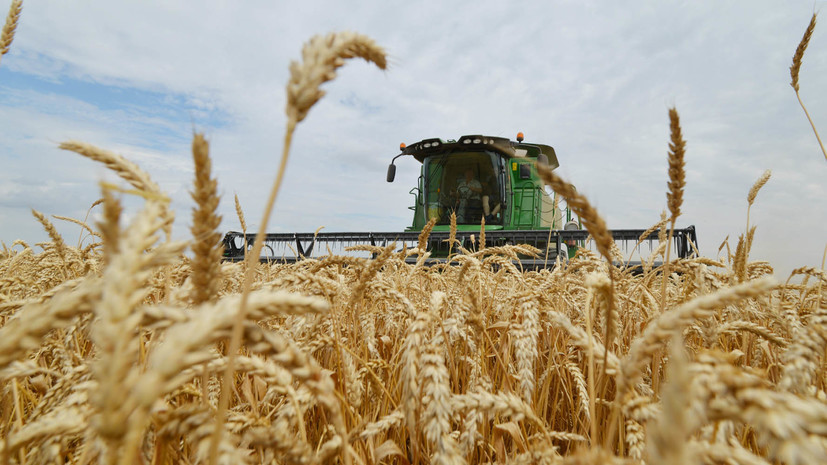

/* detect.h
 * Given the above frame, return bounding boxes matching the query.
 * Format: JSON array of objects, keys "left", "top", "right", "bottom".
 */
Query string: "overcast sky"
[{"left": 0, "top": 1, "right": 825, "bottom": 277}]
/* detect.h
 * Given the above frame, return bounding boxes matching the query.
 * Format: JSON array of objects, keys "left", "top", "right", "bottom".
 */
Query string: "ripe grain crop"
[
  {"left": 2, "top": 19, "right": 827, "bottom": 465},
  {"left": 1, "top": 175, "right": 824, "bottom": 464}
]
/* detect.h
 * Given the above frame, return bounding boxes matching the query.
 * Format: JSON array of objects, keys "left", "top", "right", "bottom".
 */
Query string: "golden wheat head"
[
  {"left": 667, "top": 107, "right": 686, "bottom": 221},
  {"left": 747, "top": 169, "right": 771, "bottom": 206},
  {"left": 286, "top": 32, "right": 387, "bottom": 128},
  {"left": 791, "top": 13, "right": 817, "bottom": 92},
  {"left": 0, "top": 0, "right": 21, "bottom": 58}
]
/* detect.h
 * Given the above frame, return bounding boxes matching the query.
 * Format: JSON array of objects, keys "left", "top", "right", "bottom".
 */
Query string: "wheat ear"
[
  {"left": 479, "top": 215, "right": 486, "bottom": 251},
  {"left": 59, "top": 141, "right": 175, "bottom": 239},
  {"left": 747, "top": 169, "right": 772, "bottom": 207},
  {"left": 400, "top": 308, "right": 433, "bottom": 464},
  {"left": 420, "top": 343, "right": 463, "bottom": 464},
  {"left": 97, "top": 187, "right": 122, "bottom": 266},
  {"left": 447, "top": 210, "right": 458, "bottom": 257},
  {"left": 0, "top": 0, "right": 21, "bottom": 67},
  {"left": 31, "top": 209, "right": 68, "bottom": 266},
  {"left": 59, "top": 141, "right": 160, "bottom": 196},
  {"left": 746, "top": 169, "right": 771, "bottom": 232},
  {"left": 732, "top": 226, "right": 756, "bottom": 283},
  {"left": 71, "top": 197, "right": 104, "bottom": 248},
  {"left": 511, "top": 300, "right": 540, "bottom": 404},
  {"left": 418, "top": 217, "right": 438, "bottom": 254},
  {"left": 189, "top": 133, "right": 223, "bottom": 305},
  {"left": 666, "top": 108, "right": 686, "bottom": 223},
  {"left": 233, "top": 193, "right": 247, "bottom": 235},
  {"left": 451, "top": 389, "right": 551, "bottom": 437},
  {"left": 791, "top": 13, "right": 816, "bottom": 93}
]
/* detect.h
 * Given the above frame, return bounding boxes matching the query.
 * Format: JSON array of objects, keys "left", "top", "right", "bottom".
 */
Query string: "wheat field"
[{"left": 2, "top": 6, "right": 827, "bottom": 465}]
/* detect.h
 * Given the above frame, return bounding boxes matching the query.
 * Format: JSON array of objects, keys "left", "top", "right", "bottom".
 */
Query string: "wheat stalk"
[
  {"left": 448, "top": 211, "right": 458, "bottom": 257},
  {"left": 659, "top": 107, "right": 688, "bottom": 319},
  {"left": 212, "top": 32, "right": 387, "bottom": 465},
  {"left": 790, "top": 13, "right": 827, "bottom": 162}
]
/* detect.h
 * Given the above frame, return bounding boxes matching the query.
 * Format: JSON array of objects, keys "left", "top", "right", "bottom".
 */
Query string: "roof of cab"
[{"left": 400, "top": 134, "right": 559, "bottom": 170}]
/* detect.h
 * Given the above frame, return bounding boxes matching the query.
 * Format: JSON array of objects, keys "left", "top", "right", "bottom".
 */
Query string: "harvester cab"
[
  {"left": 222, "top": 133, "right": 698, "bottom": 269},
  {"left": 387, "top": 133, "right": 564, "bottom": 232}
]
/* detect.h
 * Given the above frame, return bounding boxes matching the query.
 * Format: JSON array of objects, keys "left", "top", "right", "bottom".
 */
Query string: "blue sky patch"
[{"left": 0, "top": 64, "right": 230, "bottom": 131}]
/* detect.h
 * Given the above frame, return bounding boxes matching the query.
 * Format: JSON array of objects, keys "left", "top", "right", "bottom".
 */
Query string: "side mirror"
[{"left": 386, "top": 163, "right": 396, "bottom": 182}]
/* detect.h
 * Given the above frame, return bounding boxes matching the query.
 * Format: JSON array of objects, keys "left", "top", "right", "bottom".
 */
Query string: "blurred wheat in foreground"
[
  {"left": 2, "top": 29, "right": 827, "bottom": 465},
  {"left": 1, "top": 142, "right": 825, "bottom": 465}
]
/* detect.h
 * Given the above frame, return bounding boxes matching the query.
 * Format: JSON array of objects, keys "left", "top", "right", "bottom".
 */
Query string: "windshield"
[{"left": 423, "top": 150, "right": 502, "bottom": 225}]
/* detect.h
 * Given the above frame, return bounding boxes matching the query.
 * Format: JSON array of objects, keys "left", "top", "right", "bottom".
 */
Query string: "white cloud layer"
[{"left": 0, "top": 0, "right": 825, "bottom": 276}]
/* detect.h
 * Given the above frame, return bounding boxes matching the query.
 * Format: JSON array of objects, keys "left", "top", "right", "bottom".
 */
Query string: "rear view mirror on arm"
[{"left": 386, "top": 163, "right": 396, "bottom": 182}]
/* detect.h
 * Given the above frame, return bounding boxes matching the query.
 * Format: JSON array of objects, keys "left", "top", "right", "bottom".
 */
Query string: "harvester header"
[{"left": 223, "top": 133, "right": 698, "bottom": 269}]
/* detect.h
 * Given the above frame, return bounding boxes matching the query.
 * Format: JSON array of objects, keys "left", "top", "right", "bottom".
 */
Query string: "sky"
[{"left": 0, "top": 0, "right": 825, "bottom": 278}]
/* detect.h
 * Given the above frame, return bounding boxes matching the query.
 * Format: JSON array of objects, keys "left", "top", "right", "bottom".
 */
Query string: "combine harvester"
[{"left": 222, "top": 133, "right": 697, "bottom": 269}]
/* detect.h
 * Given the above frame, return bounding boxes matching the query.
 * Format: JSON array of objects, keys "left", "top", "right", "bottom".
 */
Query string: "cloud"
[{"left": 0, "top": 0, "right": 824, "bottom": 277}]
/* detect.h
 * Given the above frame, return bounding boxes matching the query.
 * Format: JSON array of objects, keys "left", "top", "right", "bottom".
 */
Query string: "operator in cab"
[{"left": 455, "top": 168, "right": 483, "bottom": 223}]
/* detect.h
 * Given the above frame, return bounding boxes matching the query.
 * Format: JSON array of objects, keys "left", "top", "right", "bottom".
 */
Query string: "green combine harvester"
[{"left": 222, "top": 133, "right": 697, "bottom": 269}]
